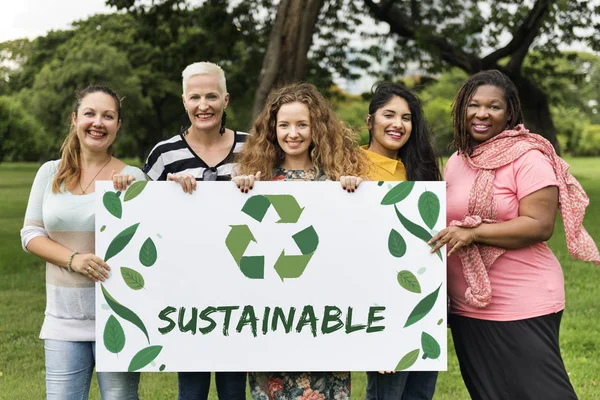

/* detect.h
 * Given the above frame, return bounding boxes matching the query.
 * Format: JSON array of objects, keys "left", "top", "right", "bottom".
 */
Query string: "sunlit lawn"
[{"left": 1, "top": 158, "right": 599, "bottom": 399}]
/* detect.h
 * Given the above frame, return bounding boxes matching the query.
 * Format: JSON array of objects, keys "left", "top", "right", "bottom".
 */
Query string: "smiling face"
[
  {"left": 466, "top": 84, "right": 510, "bottom": 144},
  {"left": 182, "top": 73, "right": 230, "bottom": 133},
  {"left": 368, "top": 95, "right": 412, "bottom": 159},
  {"left": 72, "top": 92, "right": 120, "bottom": 153},
  {"left": 276, "top": 102, "right": 312, "bottom": 164}
]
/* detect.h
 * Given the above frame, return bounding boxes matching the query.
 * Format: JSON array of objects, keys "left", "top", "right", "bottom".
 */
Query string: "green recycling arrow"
[
  {"left": 225, "top": 225, "right": 256, "bottom": 264},
  {"left": 226, "top": 195, "right": 319, "bottom": 281},
  {"left": 225, "top": 225, "right": 264, "bottom": 279},
  {"left": 274, "top": 226, "right": 319, "bottom": 280},
  {"left": 242, "top": 195, "right": 305, "bottom": 223}
]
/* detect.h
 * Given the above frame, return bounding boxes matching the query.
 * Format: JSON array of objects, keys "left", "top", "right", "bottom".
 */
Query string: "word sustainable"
[{"left": 158, "top": 304, "right": 386, "bottom": 337}]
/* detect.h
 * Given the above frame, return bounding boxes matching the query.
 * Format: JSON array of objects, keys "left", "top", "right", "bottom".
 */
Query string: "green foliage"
[
  {"left": 1, "top": 2, "right": 272, "bottom": 160},
  {"left": 418, "top": 69, "right": 467, "bottom": 156},
  {"left": 0, "top": 95, "right": 49, "bottom": 161},
  {"left": 331, "top": 92, "right": 370, "bottom": 144},
  {"left": 575, "top": 124, "right": 600, "bottom": 157}
]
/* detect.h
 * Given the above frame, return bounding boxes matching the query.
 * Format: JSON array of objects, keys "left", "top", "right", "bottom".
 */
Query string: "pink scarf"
[{"left": 452, "top": 124, "right": 600, "bottom": 308}]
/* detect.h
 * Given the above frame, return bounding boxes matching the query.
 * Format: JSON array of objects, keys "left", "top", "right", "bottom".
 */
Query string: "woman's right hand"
[
  {"left": 233, "top": 171, "right": 261, "bottom": 193},
  {"left": 70, "top": 253, "right": 110, "bottom": 282},
  {"left": 167, "top": 173, "right": 197, "bottom": 194}
]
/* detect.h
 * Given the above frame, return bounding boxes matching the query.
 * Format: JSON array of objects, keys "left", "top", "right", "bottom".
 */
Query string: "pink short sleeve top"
[{"left": 445, "top": 149, "right": 564, "bottom": 321}]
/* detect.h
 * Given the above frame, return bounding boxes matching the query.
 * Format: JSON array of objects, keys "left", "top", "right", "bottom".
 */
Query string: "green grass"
[{"left": 1, "top": 160, "right": 599, "bottom": 399}]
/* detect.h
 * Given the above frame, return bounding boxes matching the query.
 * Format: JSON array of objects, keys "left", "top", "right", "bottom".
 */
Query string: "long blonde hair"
[
  {"left": 238, "top": 82, "right": 368, "bottom": 180},
  {"left": 52, "top": 85, "right": 121, "bottom": 193}
]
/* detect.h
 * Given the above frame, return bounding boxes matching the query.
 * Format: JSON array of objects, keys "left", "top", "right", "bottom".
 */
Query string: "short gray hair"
[{"left": 182, "top": 62, "right": 227, "bottom": 95}]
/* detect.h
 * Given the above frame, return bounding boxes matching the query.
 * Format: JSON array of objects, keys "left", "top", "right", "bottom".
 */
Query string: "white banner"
[{"left": 95, "top": 181, "right": 447, "bottom": 372}]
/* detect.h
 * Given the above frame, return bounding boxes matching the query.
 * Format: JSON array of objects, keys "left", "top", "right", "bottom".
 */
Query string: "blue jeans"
[
  {"left": 365, "top": 371, "right": 438, "bottom": 400},
  {"left": 178, "top": 372, "right": 247, "bottom": 400},
  {"left": 45, "top": 339, "right": 140, "bottom": 400}
]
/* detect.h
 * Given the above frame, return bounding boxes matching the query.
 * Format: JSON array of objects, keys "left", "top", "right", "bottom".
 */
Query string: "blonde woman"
[
  {"left": 21, "top": 85, "right": 144, "bottom": 399},
  {"left": 142, "top": 61, "right": 248, "bottom": 400}
]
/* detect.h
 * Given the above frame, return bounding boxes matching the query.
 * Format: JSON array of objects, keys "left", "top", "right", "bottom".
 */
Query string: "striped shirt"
[
  {"left": 21, "top": 160, "right": 146, "bottom": 341},
  {"left": 143, "top": 131, "right": 249, "bottom": 181}
]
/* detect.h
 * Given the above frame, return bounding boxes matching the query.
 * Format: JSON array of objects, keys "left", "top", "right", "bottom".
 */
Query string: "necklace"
[{"left": 79, "top": 156, "right": 112, "bottom": 194}]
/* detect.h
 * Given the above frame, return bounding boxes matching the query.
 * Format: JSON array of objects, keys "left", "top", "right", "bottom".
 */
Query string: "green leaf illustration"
[
  {"left": 121, "top": 267, "right": 145, "bottom": 290},
  {"left": 418, "top": 191, "right": 440, "bottom": 230},
  {"left": 397, "top": 270, "right": 421, "bottom": 293},
  {"left": 388, "top": 229, "right": 407, "bottom": 258},
  {"left": 101, "top": 285, "right": 149, "bottom": 343},
  {"left": 128, "top": 345, "right": 163, "bottom": 372},
  {"left": 103, "top": 191, "right": 122, "bottom": 219},
  {"left": 394, "top": 205, "right": 442, "bottom": 262},
  {"left": 139, "top": 237, "right": 157, "bottom": 267},
  {"left": 103, "top": 315, "right": 125, "bottom": 354},
  {"left": 159, "top": 364, "right": 166, "bottom": 372},
  {"left": 396, "top": 349, "right": 420, "bottom": 371},
  {"left": 377, "top": 181, "right": 384, "bottom": 186},
  {"left": 404, "top": 283, "right": 442, "bottom": 328},
  {"left": 100, "top": 225, "right": 106, "bottom": 232},
  {"left": 417, "top": 267, "right": 426, "bottom": 275},
  {"left": 104, "top": 223, "right": 140, "bottom": 262},
  {"left": 123, "top": 181, "right": 148, "bottom": 202},
  {"left": 437, "top": 318, "right": 444, "bottom": 326},
  {"left": 421, "top": 332, "right": 441, "bottom": 359},
  {"left": 381, "top": 181, "right": 415, "bottom": 205}
]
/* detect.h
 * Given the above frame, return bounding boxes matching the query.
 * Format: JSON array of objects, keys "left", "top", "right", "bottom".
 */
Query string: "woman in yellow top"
[
  {"left": 363, "top": 82, "right": 442, "bottom": 400},
  {"left": 362, "top": 82, "right": 441, "bottom": 183}
]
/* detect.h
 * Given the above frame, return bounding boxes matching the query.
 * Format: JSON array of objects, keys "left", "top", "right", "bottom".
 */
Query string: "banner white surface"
[{"left": 95, "top": 181, "right": 447, "bottom": 372}]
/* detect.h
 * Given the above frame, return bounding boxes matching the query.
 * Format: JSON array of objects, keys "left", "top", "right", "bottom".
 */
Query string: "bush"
[{"left": 0, "top": 95, "right": 49, "bottom": 162}]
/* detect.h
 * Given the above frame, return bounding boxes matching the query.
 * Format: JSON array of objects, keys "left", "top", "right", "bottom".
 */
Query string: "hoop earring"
[{"left": 220, "top": 111, "right": 227, "bottom": 135}]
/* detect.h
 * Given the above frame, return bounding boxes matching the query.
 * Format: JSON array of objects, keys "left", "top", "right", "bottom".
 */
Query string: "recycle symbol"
[{"left": 225, "top": 194, "right": 319, "bottom": 280}]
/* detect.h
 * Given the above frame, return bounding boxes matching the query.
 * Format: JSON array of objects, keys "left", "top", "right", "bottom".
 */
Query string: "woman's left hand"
[
  {"left": 428, "top": 226, "right": 476, "bottom": 257},
  {"left": 111, "top": 170, "right": 136, "bottom": 191},
  {"left": 340, "top": 176, "right": 362, "bottom": 192}
]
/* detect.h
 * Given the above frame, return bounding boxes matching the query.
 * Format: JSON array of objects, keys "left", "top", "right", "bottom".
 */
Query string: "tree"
[
  {"left": 357, "top": 0, "right": 600, "bottom": 152},
  {"left": 105, "top": 0, "right": 275, "bottom": 155},
  {"left": 251, "top": 0, "right": 326, "bottom": 119},
  {"left": 3, "top": 1, "right": 272, "bottom": 159},
  {"left": 25, "top": 40, "right": 150, "bottom": 158},
  {"left": 254, "top": 0, "right": 599, "bottom": 152},
  {"left": 0, "top": 95, "right": 48, "bottom": 162}
]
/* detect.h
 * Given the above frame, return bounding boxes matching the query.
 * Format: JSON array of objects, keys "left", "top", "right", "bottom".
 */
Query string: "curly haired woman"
[{"left": 233, "top": 82, "right": 369, "bottom": 399}]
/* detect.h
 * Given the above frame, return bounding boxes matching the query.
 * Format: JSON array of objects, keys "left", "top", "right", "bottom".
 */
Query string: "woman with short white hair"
[{"left": 142, "top": 61, "right": 248, "bottom": 400}]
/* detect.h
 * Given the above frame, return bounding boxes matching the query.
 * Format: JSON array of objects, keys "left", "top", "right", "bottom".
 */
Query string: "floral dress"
[
  {"left": 270, "top": 166, "right": 327, "bottom": 182},
  {"left": 248, "top": 166, "right": 350, "bottom": 400}
]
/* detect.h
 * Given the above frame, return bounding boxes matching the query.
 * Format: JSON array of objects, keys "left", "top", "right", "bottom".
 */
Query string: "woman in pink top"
[{"left": 429, "top": 70, "right": 599, "bottom": 400}]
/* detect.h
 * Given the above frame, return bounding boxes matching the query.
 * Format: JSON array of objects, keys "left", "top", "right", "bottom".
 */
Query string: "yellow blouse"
[{"left": 362, "top": 146, "right": 407, "bottom": 181}]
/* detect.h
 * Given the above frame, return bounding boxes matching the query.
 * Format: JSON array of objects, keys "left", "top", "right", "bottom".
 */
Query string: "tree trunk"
[
  {"left": 251, "top": 0, "right": 325, "bottom": 121},
  {"left": 508, "top": 73, "right": 560, "bottom": 151}
]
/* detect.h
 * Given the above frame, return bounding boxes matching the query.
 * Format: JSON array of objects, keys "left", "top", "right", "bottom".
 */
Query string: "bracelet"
[{"left": 67, "top": 251, "right": 79, "bottom": 273}]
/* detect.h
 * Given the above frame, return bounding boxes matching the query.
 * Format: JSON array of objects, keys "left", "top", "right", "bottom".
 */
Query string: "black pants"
[
  {"left": 449, "top": 311, "right": 577, "bottom": 400},
  {"left": 178, "top": 372, "right": 247, "bottom": 400}
]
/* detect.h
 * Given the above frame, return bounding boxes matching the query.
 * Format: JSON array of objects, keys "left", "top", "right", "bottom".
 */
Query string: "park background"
[{"left": 1, "top": 0, "right": 599, "bottom": 398}]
